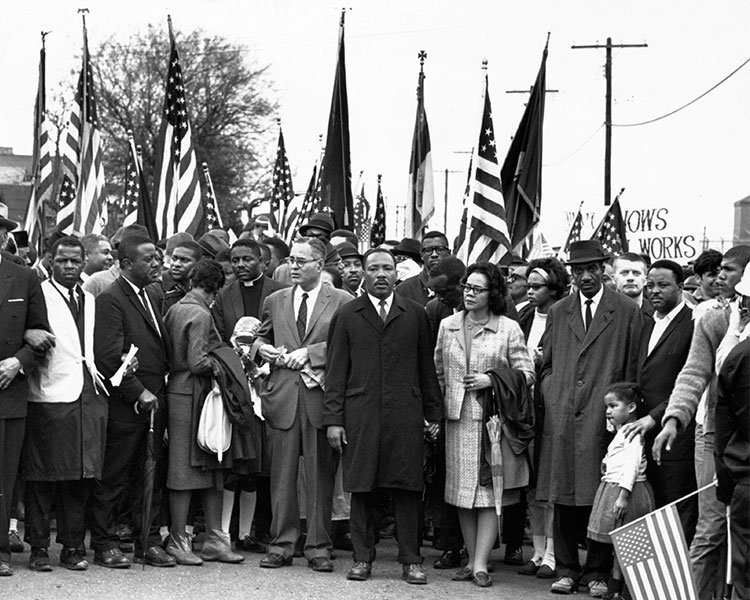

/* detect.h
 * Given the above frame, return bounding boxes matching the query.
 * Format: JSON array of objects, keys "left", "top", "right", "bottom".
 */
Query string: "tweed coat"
[
  {"left": 536, "top": 286, "right": 642, "bottom": 506},
  {"left": 253, "top": 282, "right": 353, "bottom": 430},
  {"left": 322, "top": 293, "right": 443, "bottom": 492}
]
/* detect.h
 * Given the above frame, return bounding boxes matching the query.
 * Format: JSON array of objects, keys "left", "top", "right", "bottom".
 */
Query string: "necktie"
[
  {"left": 68, "top": 287, "right": 79, "bottom": 321},
  {"left": 379, "top": 299, "right": 388, "bottom": 323},
  {"left": 297, "top": 292, "right": 308, "bottom": 340},
  {"left": 139, "top": 289, "right": 157, "bottom": 331},
  {"left": 584, "top": 299, "right": 593, "bottom": 331}
]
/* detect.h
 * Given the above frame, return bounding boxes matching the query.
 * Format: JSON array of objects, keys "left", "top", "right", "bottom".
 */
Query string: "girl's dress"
[{"left": 587, "top": 427, "right": 655, "bottom": 542}]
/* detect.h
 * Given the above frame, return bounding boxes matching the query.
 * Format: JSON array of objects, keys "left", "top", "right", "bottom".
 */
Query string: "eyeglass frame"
[
  {"left": 460, "top": 283, "right": 490, "bottom": 295},
  {"left": 284, "top": 256, "right": 320, "bottom": 268},
  {"left": 420, "top": 245, "right": 451, "bottom": 256}
]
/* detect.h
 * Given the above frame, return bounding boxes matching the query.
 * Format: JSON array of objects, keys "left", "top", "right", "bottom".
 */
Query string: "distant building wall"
[{"left": 735, "top": 196, "right": 750, "bottom": 246}]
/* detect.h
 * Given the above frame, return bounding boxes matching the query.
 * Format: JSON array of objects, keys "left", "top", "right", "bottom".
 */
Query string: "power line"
[
  {"left": 543, "top": 123, "right": 604, "bottom": 167},
  {"left": 611, "top": 54, "right": 750, "bottom": 127}
]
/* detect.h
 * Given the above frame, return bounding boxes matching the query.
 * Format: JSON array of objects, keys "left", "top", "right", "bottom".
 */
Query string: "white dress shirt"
[
  {"left": 367, "top": 292, "right": 394, "bottom": 318},
  {"left": 579, "top": 285, "right": 604, "bottom": 326},
  {"left": 294, "top": 281, "right": 323, "bottom": 332}
]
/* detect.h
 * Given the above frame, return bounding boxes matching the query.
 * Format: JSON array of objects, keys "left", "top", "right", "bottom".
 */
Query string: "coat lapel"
[
  {"left": 384, "top": 294, "right": 405, "bottom": 329},
  {"left": 355, "top": 295, "right": 385, "bottom": 335},
  {"left": 282, "top": 286, "right": 301, "bottom": 345},
  {"left": 118, "top": 278, "right": 161, "bottom": 339},
  {"left": 581, "top": 289, "right": 615, "bottom": 352},
  {"left": 306, "top": 284, "right": 331, "bottom": 338},
  {"left": 645, "top": 304, "right": 690, "bottom": 360},
  {"left": 0, "top": 261, "right": 13, "bottom": 306},
  {"left": 229, "top": 281, "right": 244, "bottom": 322},
  {"left": 445, "top": 312, "right": 466, "bottom": 356},
  {"left": 566, "top": 295, "right": 586, "bottom": 343}
]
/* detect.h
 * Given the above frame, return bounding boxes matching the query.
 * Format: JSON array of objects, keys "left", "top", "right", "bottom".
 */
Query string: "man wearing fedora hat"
[
  {"left": 298, "top": 213, "right": 334, "bottom": 244},
  {"left": 336, "top": 242, "right": 364, "bottom": 297},
  {"left": 536, "top": 239, "right": 642, "bottom": 596},
  {"left": 0, "top": 203, "right": 19, "bottom": 253}
]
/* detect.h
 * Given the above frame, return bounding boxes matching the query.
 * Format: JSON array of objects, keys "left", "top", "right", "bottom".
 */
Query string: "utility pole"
[{"left": 572, "top": 37, "right": 647, "bottom": 205}]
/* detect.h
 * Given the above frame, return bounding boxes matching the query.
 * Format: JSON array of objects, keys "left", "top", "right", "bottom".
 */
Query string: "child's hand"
[{"left": 613, "top": 493, "right": 630, "bottom": 521}]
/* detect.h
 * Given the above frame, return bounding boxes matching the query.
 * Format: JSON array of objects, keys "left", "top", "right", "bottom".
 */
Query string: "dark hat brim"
[{"left": 0, "top": 217, "right": 19, "bottom": 231}]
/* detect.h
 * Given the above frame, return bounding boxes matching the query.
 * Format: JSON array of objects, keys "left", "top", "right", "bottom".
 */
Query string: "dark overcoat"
[
  {"left": 537, "top": 286, "right": 642, "bottom": 506},
  {"left": 322, "top": 293, "right": 442, "bottom": 492},
  {"left": 212, "top": 277, "right": 288, "bottom": 343}
]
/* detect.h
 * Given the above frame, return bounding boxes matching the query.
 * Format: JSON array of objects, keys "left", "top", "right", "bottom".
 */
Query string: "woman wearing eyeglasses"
[{"left": 434, "top": 262, "right": 534, "bottom": 587}]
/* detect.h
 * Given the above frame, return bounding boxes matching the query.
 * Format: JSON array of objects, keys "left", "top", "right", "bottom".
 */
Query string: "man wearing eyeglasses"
[
  {"left": 254, "top": 237, "right": 353, "bottom": 573},
  {"left": 508, "top": 259, "right": 531, "bottom": 313},
  {"left": 396, "top": 231, "right": 451, "bottom": 307}
]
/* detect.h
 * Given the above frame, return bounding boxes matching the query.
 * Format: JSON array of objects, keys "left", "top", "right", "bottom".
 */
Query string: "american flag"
[
  {"left": 611, "top": 504, "right": 697, "bottom": 600},
  {"left": 153, "top": 16, "right": 202, "bottom": 239},
  {"left": 370, "top": 175, "right": 386, "bottom": 248},
  {"left": 353, "top": 183, "right": 370, "bottom": 247},
  {"left": 406, "top": 51, "right": 434, "bottom": 238},
  {"left": 122, "top": 135, "right": 158, "bottom": 241},
  {"left": 558, "top": 206, "right": 583, "bottom": 259},
  {"left": 24, "top": 37, "right": 54, "bottom": 252},
  {"left": 453, "top": 153, "right": 473, "bottom": 252},
  {"left": 271, "top": 126, "right": 294, "bottom": 236},
  {"left": 592, "top": 197, "right": 629, "bottom": 254},
  {"left": 56, "top": 17, "right": 106, "bottom": 236},
  {"left": 292, "top": 163, "right": 320, "bottom": 240},
  {"left": 201, "top": 162, "right": 224, "bottom": 231},
  {"left": 455, "top": 70, "right": 511, "bottom": 264}
]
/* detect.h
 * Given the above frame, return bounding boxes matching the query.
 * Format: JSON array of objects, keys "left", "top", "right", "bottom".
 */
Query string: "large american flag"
[
  {"left": 611, "top": 504, "right": 697, "bottom": 600},
  {"left": 201, "top": 162, "right": 224, "bottom": 231},
  {"left": 455, "top": 71, "right": 511, "bottom": 264},
  {"left": 593, "top": 196, "right": 629, "bottom": 254},
  {"left": 122, "top": 138, "right": 159, "bottom": 241},
  {"left": 56, "top": 18, "right": 106, "bottom": 236},
  {"left": 558, "top": 206, "right": 583, "bottom": 259},
  {"left": 24, "top": 38, "right": 54, "bottom": 252},
  {"left": 271, "top": 126, "right": 294, "bottom": 237},
  {"left": 370, "top": 175, "right": 386, "bottom": 248},
  {"left": 153, "top": 17, "right": 202, "bottom": 239}
]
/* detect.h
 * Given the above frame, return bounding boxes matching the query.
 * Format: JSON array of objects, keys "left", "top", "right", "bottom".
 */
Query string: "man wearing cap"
[
  {"left": 536, "top": 240, "right": 642, "bottom": 596},
  {"left": 337, "top": 242, "right": 364, "bottom": 297},
  {"left": 0, "top": 203, "right": 17, "bottom": 252},
  {"left": 197, "top": 230, "right": 230, "bottom": 260}
]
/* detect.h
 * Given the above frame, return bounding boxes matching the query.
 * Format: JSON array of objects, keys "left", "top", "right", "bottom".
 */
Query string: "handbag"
[{"left": 197, "top": 378, "right": 232, "bottom": 462}]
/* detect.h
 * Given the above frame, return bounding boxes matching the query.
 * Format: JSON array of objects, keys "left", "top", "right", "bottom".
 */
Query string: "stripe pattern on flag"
[
  {"left": 406, "top": 53, "right": 434, "bottom": 238},
  {"left": 370, "top": 177, "right": 386, "bottom": 248},
  {"left": 201, "top": 162, "right": 224, "bottom": 231},
  {"left": 271, "top": 127, "right": 294, "bottom": 236},
  {"left": 153, "top": 21, "right": 202, "bottom": 239},
  {"left": 611, "top": 504, "right": 697, "bottom": 600}
]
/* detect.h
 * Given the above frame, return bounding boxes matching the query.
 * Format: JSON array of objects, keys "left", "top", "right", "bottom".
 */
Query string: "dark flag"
[
  {"left": 122, "top": 134, "right": 158, "bottom": 241},
  {"left": 455, "top": 67, "right": 511, "bottom": 264},
  {"left": 316, "top": 10, "right": 354, "bottom": 230},
  {"left": 452, "top": 153, "right": 473, "bottom": 252},
  {"left": 370, "top": 175, "right": 386, "bottom": 248},
  {"left": 153, "top": 16, "right": 202, "bottom": 239},
  {"left": 24, "top": 35, "right": 54, "bottom": 253},
  {"left": 501, "top": 38, "right": 549, "bottom": 253},
  {"left": 353, "top": 182, "right": 371, "bottom": 249},
  {"left": 406, "top": 51, "right": 434, "bottom": 238},
  {"left": 592, "top": 196, "right": 629, "bottom": 254},
  {"left": 271, "top": 125, "right": 294, "bottom": 236},
  {"left": 558, "top": 203, "right": 583, "bottom": 259}
]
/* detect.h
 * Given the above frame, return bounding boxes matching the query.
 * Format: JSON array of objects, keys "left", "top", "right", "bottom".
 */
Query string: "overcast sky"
[{"left": 2, "top": 0, "right": 748, "bottom": 256}]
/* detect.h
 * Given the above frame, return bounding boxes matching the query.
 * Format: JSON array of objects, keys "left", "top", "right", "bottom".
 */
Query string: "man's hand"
[
  {"left": 136, "top": 388, "right": 159, "bottom": 413},
  {"left": 282, "top": 348, "right": 309, "bottom": 371},
  {"left": 652, "top": 418, "right": 678, "bottom": 465},
  {"left": 424, "top": 421, "right": 440, "bottom": 440},
  {"left": 122, "top": 353, "right": 139, "bottom": 377},
  {"left": 23, "top": 329, "right": 56, "bottom": 352},
  {"left": 258, "top": 344, "right": 283, "bottom": 363},
  {"left": 0, "top": 357, "right": 22, "bottom": 390},
  {"left": 327, "top": 426, "right": 347, "bottom": 453},
  {"left": 622, "top": 415, "right": 656, "bottom": 442}
]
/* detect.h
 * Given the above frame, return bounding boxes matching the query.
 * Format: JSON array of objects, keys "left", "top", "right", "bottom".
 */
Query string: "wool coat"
[
  {"left": 536, "top": 286, "right": 642, "bottom": 506},
  {"left": 212, "top": 276, "right": 288, "bottom": 344},
  {"left": 322, "top": 293, "right": 443, "bottom": 492}
]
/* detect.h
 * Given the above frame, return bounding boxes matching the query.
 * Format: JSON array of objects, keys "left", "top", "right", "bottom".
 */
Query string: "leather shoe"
[
  {"left": 0, "top": 561, "right": 12, "bottom": 576},
  {"left": 518, "top": 560, "right": 540, "bottom": 576},
  {"left": 433, "top": 549, "right": 461, "bottom": 569},
  {"left": 133, "top": 545, "right": 176, "bottom": 567},
  {"left": 346, "top": 561, "right": 371, "bottom": 581},
  {"left": 259, "top": 552, "right": 292, "bottom": 568},
  {"left": 402, "top": 563, "right": 427, "bottom": 585},
  {"left": 29, "top": 548, "right": 53, "bottom": 572},
  {"left": 451, "top": 566, "right": 473, "bottom": 582},
  {"left": 235, "top": 535, "right": 267, "bottom": 554},
  {"left": 308, "top": 556, "right": 333, "bottom": 572},
  {"left": 60, "top": 547, "right": 89, "bottom": 571},
  {"left": 8, "top": 531, "right": 24, "bottom": 554},
  {"left": 94, "top": 548, "right": 131, "bottom": 569},
  {"left": 551, "top": 576, "right": 577, "bottom": 594},
  {"left": 536, "top": 564, "right": 557, "bottom": 579},
  {"left": 473, "top": 571, "right": 493, "bottom": 587}
]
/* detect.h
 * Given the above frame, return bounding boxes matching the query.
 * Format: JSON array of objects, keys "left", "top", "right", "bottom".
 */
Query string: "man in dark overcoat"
[
  {"left": 323, "top": 248, "right": 442, "bottom": 585},
  {"left": 537, "top": 240, "right": 642, "bottom": 595}
]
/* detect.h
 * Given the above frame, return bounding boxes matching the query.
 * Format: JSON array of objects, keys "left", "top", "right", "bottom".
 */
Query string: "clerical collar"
[{"left": 242, "top": 273, "right": 264, "bottom": 287}]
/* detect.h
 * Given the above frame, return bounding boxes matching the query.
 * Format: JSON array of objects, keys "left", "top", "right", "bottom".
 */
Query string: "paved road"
[{"left": 4, "top": 538, "right": 559, "bottom": 600}]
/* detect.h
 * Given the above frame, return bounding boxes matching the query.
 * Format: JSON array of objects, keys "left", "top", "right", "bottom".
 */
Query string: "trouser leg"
[
  {"left": 55, "top": 479, "right": 93, "bottom": 549},
  {"left": 553, "top": 503, "right": 583, "bottom": 580},
  {"left": 350, "top": 491, "right": 377, "bottom": 563},
  {"left": 24, "top": 480, "right": 55, "bottom": 549},
  {"left": 392, "top": 489, "right": 422, "bottom": 565},
  {"left": 267, "top": 417, "right": 301, "bottom": 558},
  {"left": 0, "top": 418, "right": 25, "bottom": 561}
]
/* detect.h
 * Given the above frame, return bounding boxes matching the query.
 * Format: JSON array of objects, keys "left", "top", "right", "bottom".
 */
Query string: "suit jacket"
[
  {"left": 395, "top": 271, "right": 432, "bottom": 307},
  {"left": 94, "top": 275, "right": 170, "bottom": 423},
  {"left": 537, "top": 285, "right": 642, "bottom": 506},
  {"left": 0, "top": 259, "right": 49, "bottom": 419},
  {"left": 322, "top": 293, "right": 443, "bottom": 492},
  {"left": 253, "top": 283, "right": 353, "bottom": 430},
  {"left": 637, "top": 304, "right": 694, "bottom": 461},
  {"left": 212, "top": 276, "right": 288, "bottom": 343}
]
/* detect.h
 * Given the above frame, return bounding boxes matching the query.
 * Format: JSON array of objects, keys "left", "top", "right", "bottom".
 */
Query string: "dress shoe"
[
  {"left": 133, "top": 545, "right": 177, "bottom": 567},
  {"left": 503, "top": 545, "right": 524, "bottom": 566},
  {"left": 346, "top": 561, "right": 371, "bottom": 581},
  {"left": 472, "top": 571, "right": 492, "bottom": 587},
  {"left": 433, "top": 549, "right": 461, "bottom": 569},
  {"left": 94, "top": 548, "right": 131, "bottom": 569},
  {"left": 588, "top": 579, "right": 609, "bottom": 598},
  {"left": 200, "top": 530, "right": 244, "bottom": 564},
  {"left": 518, "top": 559, "right": 540, "bottom": 576},
  {"left": 259, "top": 552, "right": 292, "bottom": 568},
  {"left": 60, "top": 547, "right": 89, "bottom": 571},
  {"left": 165, "top": 533, "right": 203, "bottom": 566},
  {"left": 551, "top": 576, "right": 577, "bottom": 594},
  {"left": 308, "top": 556, "right": 334, "bottom": 572},
  {"left": 536, "top": 564, "right": 557, "bottom": 579},
  {"left": 235, "top": 535, "right": 267, "bottom": 553},
  {"left": 451, "top": 566, "right": 473, "bottom": 582},
  {"left": 29, "top": 548, "right": 53, "bottom": 572},
  {"left": 0, "top": 561, "right": 12, "bottom": 576},
  {"left": 8, "top": 530, "right": 24, "bottom": 553},
  {"left": 115, "top": 524, "right": 134, "bottom": 553},
  {"left": 402, "top": 563, "right": 427, "bottom": 585}
]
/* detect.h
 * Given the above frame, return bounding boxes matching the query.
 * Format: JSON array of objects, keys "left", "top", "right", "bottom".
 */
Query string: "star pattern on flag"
[
  {"left": 479, "top": 116, "right": 498, "bottom": 161},
  {"left": 204, "top": 184, "right": 219, "bottom": 229},
  {"left": 370, "top": 181, "right": 386, "bottom": 247},
  {"left": 616, "top": 521, "right": 655, "bottom": 568},
  {"left": 165, "top": 52, "right": 188, "bottom": 152},
  {"left": 59, "top": 176, "right": 77, "bottom": 206},
  {"left": 272, "top": 135, "right": 294, "bottom": 213}
]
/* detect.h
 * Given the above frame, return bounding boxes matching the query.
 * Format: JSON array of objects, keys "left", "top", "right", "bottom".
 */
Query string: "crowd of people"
[{"left": 0, "top": 204, "right": 747, "bottom": 600}]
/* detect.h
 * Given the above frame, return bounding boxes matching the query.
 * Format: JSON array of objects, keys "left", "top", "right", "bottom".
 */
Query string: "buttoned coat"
[
  {"left": 322, "top": 293, "right": 443, "bottom": 493},
  {"left": 536, "top": 286, "right": 642, "bottom": 506},
  {"left": 0, "top": 258, "right": 49, "bottom": 420},
  {"left": 253, "top": 283, "right": 353, "bottom": 430},
  {"left": 212, "top": 276, "right": 288, "bottom": 343}
]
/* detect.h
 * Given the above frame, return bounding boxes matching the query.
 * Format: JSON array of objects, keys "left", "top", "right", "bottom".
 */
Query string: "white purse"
[{"left": 197, "top": 379, "right": 231, "bottom": 462}]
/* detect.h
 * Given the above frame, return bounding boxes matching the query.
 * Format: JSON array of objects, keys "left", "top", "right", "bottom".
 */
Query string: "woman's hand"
[{"left": 463, "top": 373, "right": 491, "bottom": 391}]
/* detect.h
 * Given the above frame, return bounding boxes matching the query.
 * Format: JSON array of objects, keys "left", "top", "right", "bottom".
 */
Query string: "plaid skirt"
[{"left": 587, "top": 480, "right": 655, "bottom": 543}]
